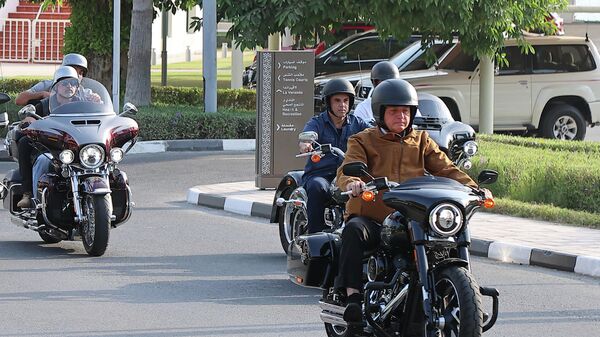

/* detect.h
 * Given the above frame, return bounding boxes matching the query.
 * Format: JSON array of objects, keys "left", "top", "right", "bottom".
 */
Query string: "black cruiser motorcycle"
[
  {"left": 0, "top": 79, "right": 139, "bottom": 256},
  {"left": 273, "top": 131, "right": 348, "bottom": 253},
  {"left": 272, "top": 92, "right": 478, "bottom": 254},
  {"left": 288, "top": 162, "right": 499, "bottom": 337}
]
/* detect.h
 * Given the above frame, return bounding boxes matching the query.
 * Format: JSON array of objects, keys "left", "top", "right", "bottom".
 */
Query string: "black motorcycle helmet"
[
  {"left": 370, "top": 61, "right": 400, "bottom": 88},
  {"left": 371, "top": 79, "right": 418, "bottom": 131},
  {"left": 322, "top": 78, "right": 355, "bottom": 113}
]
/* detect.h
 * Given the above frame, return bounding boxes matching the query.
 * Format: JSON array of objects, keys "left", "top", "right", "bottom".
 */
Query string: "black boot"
[{"left": 343, "top": 293, "right": 363, "bottom": 323}]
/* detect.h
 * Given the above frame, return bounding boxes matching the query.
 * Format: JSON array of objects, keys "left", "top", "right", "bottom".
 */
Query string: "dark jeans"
[
  {"left": 17, "top": 137, "right": 35, "bottom": 193},
  {"left": 304, "top": 173, "right": 335, "bottom": 234},
  {"left": 334, "top": 216, "right": 381, "bottom": 290}
]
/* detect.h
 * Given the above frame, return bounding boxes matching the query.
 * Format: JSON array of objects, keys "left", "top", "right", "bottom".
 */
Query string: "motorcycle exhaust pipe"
[
  {"left": 319, "top": 301, "right": 348, "bottom": 327},
  {"left": 320, "top": 311, "right": 347, "bottom": 328},
  {"left": 319, "top": 301, "right": 346, "bottom": 315}
]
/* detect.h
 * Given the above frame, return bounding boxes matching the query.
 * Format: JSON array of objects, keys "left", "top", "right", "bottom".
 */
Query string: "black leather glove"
[{"left": 19, "top": 121, "right": 30, "bottom": 129}]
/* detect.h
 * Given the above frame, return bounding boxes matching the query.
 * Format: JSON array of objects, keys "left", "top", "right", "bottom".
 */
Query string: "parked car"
[
  {"left": 314, "top": 39, "right": 455, "bottom": 113},
  {"left": 243, "top": 29, "right": 405, "bottom": 89},
  {"left": 406, "top": 36, "right": 600, "bottom": 140},
  {"left": 313, "top": 30, "right": 417, "bottom": 77}
]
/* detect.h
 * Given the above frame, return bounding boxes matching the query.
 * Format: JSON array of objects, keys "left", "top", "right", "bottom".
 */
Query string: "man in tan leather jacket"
[{"left": 334, "top": 79, "right": 491, "bottom": 324}]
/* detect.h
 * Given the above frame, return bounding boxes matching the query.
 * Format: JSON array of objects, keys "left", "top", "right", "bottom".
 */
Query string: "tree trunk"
[{"left": 124, "top": 0, "right": 153, "bottom": 107}]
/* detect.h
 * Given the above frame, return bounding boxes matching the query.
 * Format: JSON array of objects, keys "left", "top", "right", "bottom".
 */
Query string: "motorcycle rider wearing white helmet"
[
  {"left": 16, "top": 66, "right": 91, "bottom": 208},
  {"left": 15, "top": 53, "right": 89, "bottom": 106},
  {"left": 333, "top": 78, "right": 493, "bottom": 325},
  {"left": 353, "top": 61, "right": 401, "bottom": 125}
]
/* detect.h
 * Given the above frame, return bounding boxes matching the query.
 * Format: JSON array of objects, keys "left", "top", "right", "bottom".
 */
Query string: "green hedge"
[
  {"left": 150, "top": 86, "right": 255, "bottom": 110},
  {"left": 0, "top": 79, "right": 257, "bottom": 110},
  {"left": 469, "top": 134, "right": 600, "bottom": 215},
  {"left": 133, "top": 106, "right": 255, "bottom": 140}
]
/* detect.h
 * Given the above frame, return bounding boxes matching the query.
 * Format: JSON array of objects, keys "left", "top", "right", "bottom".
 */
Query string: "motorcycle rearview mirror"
[
  {"left": 17, "top": 104, "right": 38, "bottom": 120},
  {"left": 342, "top": 161, "right": 370, "bottom": 178},
  {"left": 0, "top": 112, "right": 9, "bottom": 129},
  {"left": 298, "top": 131, "right": 318, "bottom": 143},
  {"left": 0, "top": 92, "right": 10, "bottom": 105},
  {"left": 477, "top": 169, "right": 498, "bottom": 185},
  {"left": 120, "top": 102, "right": 138, "bottom": 116}
]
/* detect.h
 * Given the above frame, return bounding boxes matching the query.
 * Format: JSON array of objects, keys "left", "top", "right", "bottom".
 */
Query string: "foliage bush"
[
  {"left": 151, "top": 86, "right": 256, "bottom": 110},
  {"left": 0, "top": 80, "right": 256, "bottom": 110},
  {"left": 133, "top": 106, "right": 255, "bottom": 140},
  {"left": 468, "top": 134, "right": 600, "bottom": 215}
]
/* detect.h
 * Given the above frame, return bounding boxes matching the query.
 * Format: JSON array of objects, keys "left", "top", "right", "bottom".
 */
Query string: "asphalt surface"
[{"left": 0, "top": 152, "right": 599, "bottom": 337}]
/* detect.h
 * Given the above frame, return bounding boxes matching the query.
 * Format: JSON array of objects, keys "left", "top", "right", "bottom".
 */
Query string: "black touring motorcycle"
[
  {"left": 272, "top": 92, "right": 479, "bottom": 255},
  {"left": 0, "top": 79, "right": 139, "bottom": 256},
  {"left": 288, "top": 162, "right": 499, "bottom": 337}
]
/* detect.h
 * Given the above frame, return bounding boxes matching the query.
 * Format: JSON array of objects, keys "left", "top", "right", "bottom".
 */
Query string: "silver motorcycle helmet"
[
  {"left": 62, "top": 53, "right": 88, "bottom": 77},
  {"left": 51, "top": 66, "right": 80, "bottom": 89}
]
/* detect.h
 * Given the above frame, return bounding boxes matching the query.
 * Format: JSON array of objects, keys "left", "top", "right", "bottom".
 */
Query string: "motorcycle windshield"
[
  {"left": 49, "top": 78, "right": 114, "bottom": 116},
  {"left": 414, "top": 92, "right": 453, "bottom": 124}
]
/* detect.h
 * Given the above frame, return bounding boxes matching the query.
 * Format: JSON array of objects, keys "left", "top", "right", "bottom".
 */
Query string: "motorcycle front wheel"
[
  {"left": 432, "top": 266, "right": 483, "bottom": 337},
  {"left": 81, "top": 193, "right": 112, "bottom": 257}
]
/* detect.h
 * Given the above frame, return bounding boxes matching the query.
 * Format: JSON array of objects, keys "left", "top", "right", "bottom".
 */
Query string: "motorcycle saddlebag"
[{"left": 287, "top": 232, "right": 340, "bottom": 289}]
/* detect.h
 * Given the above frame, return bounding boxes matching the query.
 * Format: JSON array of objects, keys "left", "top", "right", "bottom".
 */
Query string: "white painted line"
[
  {"left": 127, "top": 141, "right": 167, "bottom": 154},
  {"left": 574, "top": 256, "right": 600, "bottom": 277},
  {"left": 488, "top": 241, "right": 532, "bottom": 265},
  {"left": 186, "top": 187, "right": 202, "bottom": 204},
  {"left": 223, "top": 139, "right": 255, "bottom": 151},
  {"left": 223, "top": 197, "right": 253, "bottom": 216}
]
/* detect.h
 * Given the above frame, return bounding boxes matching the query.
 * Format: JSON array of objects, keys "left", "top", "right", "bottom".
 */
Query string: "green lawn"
[{"left": 151, "top": 49, "right": 256, "bottom": 87}]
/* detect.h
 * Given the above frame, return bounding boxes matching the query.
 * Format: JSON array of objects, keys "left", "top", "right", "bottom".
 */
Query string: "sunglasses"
[{"left": 59, "top": 79, "right": 79, "bottom": 87}]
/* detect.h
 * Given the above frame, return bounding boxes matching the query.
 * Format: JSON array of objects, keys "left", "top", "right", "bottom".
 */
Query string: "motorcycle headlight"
[
  {"left": 463, "top": 141, "right": 478, "bottom": 156},
  {"left": 429, "top": 203, "right": 463, "bottom": 237},
  {"left": 110, "top": 147, "right": 124, "bottom": 163},
  {"left": 79, "top": 144, "right": 105, "bottom": 169},
  {"left": 59, "top": 150, "right": 74, "bottom": 164}
]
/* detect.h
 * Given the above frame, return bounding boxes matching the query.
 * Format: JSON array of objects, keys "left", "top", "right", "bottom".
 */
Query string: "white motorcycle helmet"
[{"left": 61, "top": 53, "right": 88, "bottom": 77}]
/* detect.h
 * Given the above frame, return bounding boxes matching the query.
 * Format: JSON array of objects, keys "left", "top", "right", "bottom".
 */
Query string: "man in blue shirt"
[{"left": 299, "top": 79, "right": 370, "bottom": 233}]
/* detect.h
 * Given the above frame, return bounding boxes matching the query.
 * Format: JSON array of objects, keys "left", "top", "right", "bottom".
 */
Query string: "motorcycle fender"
[
  {"left": 270, "top": 171, "right": 303, "bottom": 223},
  {"left": 430, "top": 258, "right": 469, "bottom": 274},
  {"left": 81, "top": 176, "right": 111, "bottom": 195}
]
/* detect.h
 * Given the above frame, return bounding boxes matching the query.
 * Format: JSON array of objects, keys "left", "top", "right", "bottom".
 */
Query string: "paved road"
[{"left": 0, "top": 152, "right": 599, "bottom": 337}]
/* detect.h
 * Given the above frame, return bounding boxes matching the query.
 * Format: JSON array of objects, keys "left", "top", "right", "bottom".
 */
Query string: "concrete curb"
[
  {"left": 186, "top": 188, "right": 600, "bottom": 278},
  {"left": 127, "top": 139, "right": 255, "bottom": 154}
]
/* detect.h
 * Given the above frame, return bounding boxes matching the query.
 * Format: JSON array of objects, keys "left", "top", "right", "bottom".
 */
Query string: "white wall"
[
  {"left": 151, "top": 5, "right": 203, "bottom": 64},
  {"left": 0, "top": 0, "right": 19, "bottom": 21}
]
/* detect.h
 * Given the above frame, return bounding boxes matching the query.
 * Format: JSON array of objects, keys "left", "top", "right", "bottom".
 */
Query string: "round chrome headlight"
[
  {"left": 429, "top": 203, "right": 463, "bottom": 237},
  {"left": 110, "top": 147, "right": 124, "bottom": 163},
  {"left": 463, "top": 141, "right": 478, "bottom": 156},
  {"left": 59, "top": 150, "right": 74, "bottom": 164},
  {"left": 79, "top": 144, "right": 105, "bottom": 169}
]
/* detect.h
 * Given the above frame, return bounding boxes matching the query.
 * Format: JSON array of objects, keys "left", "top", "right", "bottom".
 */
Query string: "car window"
[
  {"left": 497, "top": 46, "right": 527, "bottom": 75},
  {"left": 335, "top": 37, "right": 396, "bottom": 61},
  {"left": 388, "top": 38, "right": 414, "bottom": 58},
  {"left": 401, "top": 43, "right": 455, "bottom": 71},
  {"left": 438, "top": 44, "right": 479, "bottom": 72},
  {"left": 532, "top": 44, "right": 596, "bottom": 73}
]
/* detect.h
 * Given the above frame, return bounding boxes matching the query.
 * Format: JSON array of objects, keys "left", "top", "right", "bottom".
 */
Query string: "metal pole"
[
  {"left": 203, "top": 0, "right": 217, "bottom": 113},
  {"left": 112, "top": 0, "right": 120, "bottom": 112},
  {"left": 479, "top": 55, "right": 494, "bottom": 134},
  {"left": 161, "top": 8, "right": 168, "bottom": 86}
]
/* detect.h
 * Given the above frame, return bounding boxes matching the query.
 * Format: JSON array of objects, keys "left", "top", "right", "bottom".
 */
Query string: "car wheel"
[{"left": 541, "top": 104, "right": 587, "bottom": 141}]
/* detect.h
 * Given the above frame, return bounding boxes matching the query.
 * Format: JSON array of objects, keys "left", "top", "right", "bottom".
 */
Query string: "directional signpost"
[{"left": 256, "top": 51, "right": 315, "bottom": 188}]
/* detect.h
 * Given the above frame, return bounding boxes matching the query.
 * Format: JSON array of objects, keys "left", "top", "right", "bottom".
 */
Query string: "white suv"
[{"left": 407, "top": 36, "right": 600, "bottom": 140}]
